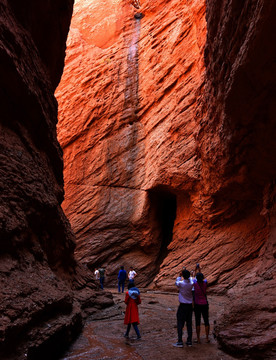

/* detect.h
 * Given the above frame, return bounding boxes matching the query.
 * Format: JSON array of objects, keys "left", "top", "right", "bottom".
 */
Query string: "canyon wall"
[
  {"left": 57, "top": 0, "right": 276, "bottom": 358},
  {"left": 57, "top": 0, "right": 207, "bottom": 285},
  {"left": 0, "top": 1, "right": 112, "bottom": 359},
  {"left": 202, "top": 1, "right": 276, "bottom": 358}
]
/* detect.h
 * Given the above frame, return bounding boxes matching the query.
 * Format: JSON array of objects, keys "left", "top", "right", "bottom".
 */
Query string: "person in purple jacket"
[{"left": 193, "top": 272, "right": 210, "bottom": 343}]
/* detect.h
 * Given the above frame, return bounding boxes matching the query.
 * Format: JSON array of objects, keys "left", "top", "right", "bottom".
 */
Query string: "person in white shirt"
[
  {"left": 94, "top": 269, "right": 100, "bottom": 280},
  {"left": 128, "top": 267, "right": 137, "bottom": 284},
  {"left": 173, "top": 269, "right": 194, "bottom": 348}
]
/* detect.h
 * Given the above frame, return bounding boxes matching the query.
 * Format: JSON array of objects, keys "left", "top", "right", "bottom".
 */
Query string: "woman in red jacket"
[{"left": 124, "top": 283, "right": 141, "bottom": 339}]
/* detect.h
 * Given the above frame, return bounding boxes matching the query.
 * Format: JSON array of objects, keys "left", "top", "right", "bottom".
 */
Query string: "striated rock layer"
[
  {"left": 0, "top": 1, "right": 112, "bottom": 359},
  {"left": 57, "top": 0, "right": 276, "bottom": 358},
  {"left": 201, "top": 1, "right": 276, "bottom": 358},
  {"left": 57, "top": 0, "right": 206, "bottom": 284}
]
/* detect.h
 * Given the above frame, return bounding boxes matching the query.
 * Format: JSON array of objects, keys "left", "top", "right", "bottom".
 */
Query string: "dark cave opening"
[{"left": 148, "top": 186, "right": 177, "bottom": 269}]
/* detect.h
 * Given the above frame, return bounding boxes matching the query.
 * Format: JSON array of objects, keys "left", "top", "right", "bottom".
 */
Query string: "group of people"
[
  {"left": 122, "top": 263, "right": 209, "bottom": 345},
  {"left": 118, "top": 266, "right": 137, "bottom": 293},
  {"left": 94, "top": 266, "right": 137, "bottom": 292},
  {"left": 94, "top": 265, "right": 141, "bottom": 339},
  {"left": 117, "top": 266, "right": 141, "bottom": 339},
  {"left": 174, "top": 264, "right": 209, "bottom": 347},
  {"left": 95, "top": 263, "right": 209, "bottom": 345}
]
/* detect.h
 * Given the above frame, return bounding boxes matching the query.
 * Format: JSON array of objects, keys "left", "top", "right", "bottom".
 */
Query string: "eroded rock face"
[
  {"left": 57, "top": 0, "right": 206, "bottom": 284},
  {"left": 202, "top": 1, "right": 276, "bottom": 358},
  {"left": 57, "top": 0, "right": 276, "bottom": 357},
  {"left": 0, "top": 1, "right": 113, "bottom": 359}
]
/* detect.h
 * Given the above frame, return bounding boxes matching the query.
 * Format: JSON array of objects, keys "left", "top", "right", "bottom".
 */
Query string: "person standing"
[
  {"left": 193, "top": 272, "right": 210, "bottom": 343},
  {"left": 128, "top": 266, "right": 137, "bottom": 284},
  {"left": 124, "top": 283, "right": 141, "bottom": 339},
  {"left": 98, "top": 267, "right": 105, "bottom": 290},
  {"left": 94, "top": 268, "right": 100, "bottom": 281},
  {"left": 118, "top": 266, "right": 127, "bottom": 293},
  {"left": 173, "top": 269, "right": 194, "bottom": 348}
]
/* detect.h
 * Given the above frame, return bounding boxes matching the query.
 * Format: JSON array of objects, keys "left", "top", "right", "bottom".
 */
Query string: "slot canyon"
[{"left": 0, "top": 0, "right": 275, "bottom": 359}]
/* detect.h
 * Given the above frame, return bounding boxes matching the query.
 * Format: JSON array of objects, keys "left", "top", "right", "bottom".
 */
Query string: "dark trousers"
[
  {"left": 194, "top": 304, "right": 209, "bottom": 326},
  {"left": 177, "top": 303, "right": 193, "bottom": 343},
  {"left": 125, "top": 322, "right": 140, "bottom": 338},
  {"left": 100, "top": 276, "right": 104, "bottom": 289},
  {"left": 118, "top": 280, "right": 125, "bottom": 293}
]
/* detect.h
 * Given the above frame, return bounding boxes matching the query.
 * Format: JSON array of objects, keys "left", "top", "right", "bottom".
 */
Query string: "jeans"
[
  {"left": 118, "top": 280, "right": 125, "bottom": 293},
  {"left": 100, "top": 276, "right": 104, "bottom": 289},
  {"left": 125, "top": 322, "right": 141, "bottom": 338},
  {"left": 177, "top": 303, "right": 193, "bottom": 343}
]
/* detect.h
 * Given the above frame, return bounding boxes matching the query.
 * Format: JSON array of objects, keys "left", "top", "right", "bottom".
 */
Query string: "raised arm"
[{"left": 175, "top": 276, "right": 182, "bottom": 287}]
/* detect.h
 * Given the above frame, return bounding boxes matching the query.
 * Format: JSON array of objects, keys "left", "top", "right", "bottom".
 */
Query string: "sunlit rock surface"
[
  {"left": 57, "top": 0, "right": 206, "bottom": 284},
  {"left": 57, "top": 0, "right": 276, "bottom": 357}
]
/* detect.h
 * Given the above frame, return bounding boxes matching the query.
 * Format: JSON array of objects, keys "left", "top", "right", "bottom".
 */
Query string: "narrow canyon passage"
[
  {"left": 55, "top": 0, "right": 276, "bottom": 358},
  {"left": 2, "top": 0, "right": 276, "bottom": 359},
  {"left": 61, "top": 290, "right": 235, "bottom": 360},
  {"left": 56, "top": 0, "right": 208, "bottom": 289}
]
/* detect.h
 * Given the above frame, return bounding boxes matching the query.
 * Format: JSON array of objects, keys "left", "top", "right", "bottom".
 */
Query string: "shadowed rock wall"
[
  {"left": 202, "top": 1, "right": 276, "bottom": 358},
  {"left": 57, "top": 0, "right": 276, "bottom": 357},
  {"left": 0, "top": 1, "right": 113, "bottom": 359}
]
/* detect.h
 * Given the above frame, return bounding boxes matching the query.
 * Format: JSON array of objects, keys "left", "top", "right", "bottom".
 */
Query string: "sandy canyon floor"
[{"left": 60, "top": 289, "right": 237, "bottom": 360}]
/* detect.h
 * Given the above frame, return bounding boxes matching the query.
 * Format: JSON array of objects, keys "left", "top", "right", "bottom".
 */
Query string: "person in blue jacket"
[{"left": 118, "top": 266, "right": 127, "bottom": 293}]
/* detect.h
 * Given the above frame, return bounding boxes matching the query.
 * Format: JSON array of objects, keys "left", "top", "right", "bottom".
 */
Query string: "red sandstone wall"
[
  {"left": 57, "top": 0, "right": 207, "bottom": 285},
  {"left": 57, "top": 0, "right": 276, "bottom": 357},
  {"left": 202, "top": 1, "right": 276, "bottom": 357},
  {"left": 0, "top": 1, "right": 113, "bottom": 359},
  {"left": 6, "top": 0, "right": 274, "bottom": 357}
]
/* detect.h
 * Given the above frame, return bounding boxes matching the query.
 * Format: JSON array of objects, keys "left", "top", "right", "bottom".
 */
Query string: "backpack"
[{"left": 98, "top": 268, "right": 105, "bottom": 277}]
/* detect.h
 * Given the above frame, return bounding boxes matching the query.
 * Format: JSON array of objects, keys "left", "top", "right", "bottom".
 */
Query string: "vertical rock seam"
[{"left": 122, "top": 13, "right": 142, "bottom": 124}]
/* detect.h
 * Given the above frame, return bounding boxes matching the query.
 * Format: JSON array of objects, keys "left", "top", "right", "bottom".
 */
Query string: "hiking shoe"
[
  {"left": 186, "top": 341, "right": 192, "bottom": 347},
  {"left": 124, "top": 334, "right": 129, "bottom": 339},
  {"left": 173, "top": 342, "right": 183, "bottom": 348},
  {"left": 136, "top": 336, "right": 141, "bottom": 340}
]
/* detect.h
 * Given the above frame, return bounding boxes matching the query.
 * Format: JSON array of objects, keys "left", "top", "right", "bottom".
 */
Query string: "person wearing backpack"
[
  {"left": 124, "top": 283, "right": 141, "bottom": 339},
  {"left": 193, "top": 272, "right": 210, "bottom": 343},
  {"left": 98, "top": 267, "right": 105, "bottom": 289}
]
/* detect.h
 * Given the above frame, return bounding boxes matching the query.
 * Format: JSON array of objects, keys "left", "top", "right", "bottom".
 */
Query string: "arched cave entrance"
[{"left": 148, "top": 186, "right": 177, "bottom": 273}]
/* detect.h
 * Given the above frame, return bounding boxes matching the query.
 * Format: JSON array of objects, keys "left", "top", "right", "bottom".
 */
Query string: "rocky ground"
[{"left": 60, "top": 289, "right": 236, "bottom": 360}]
